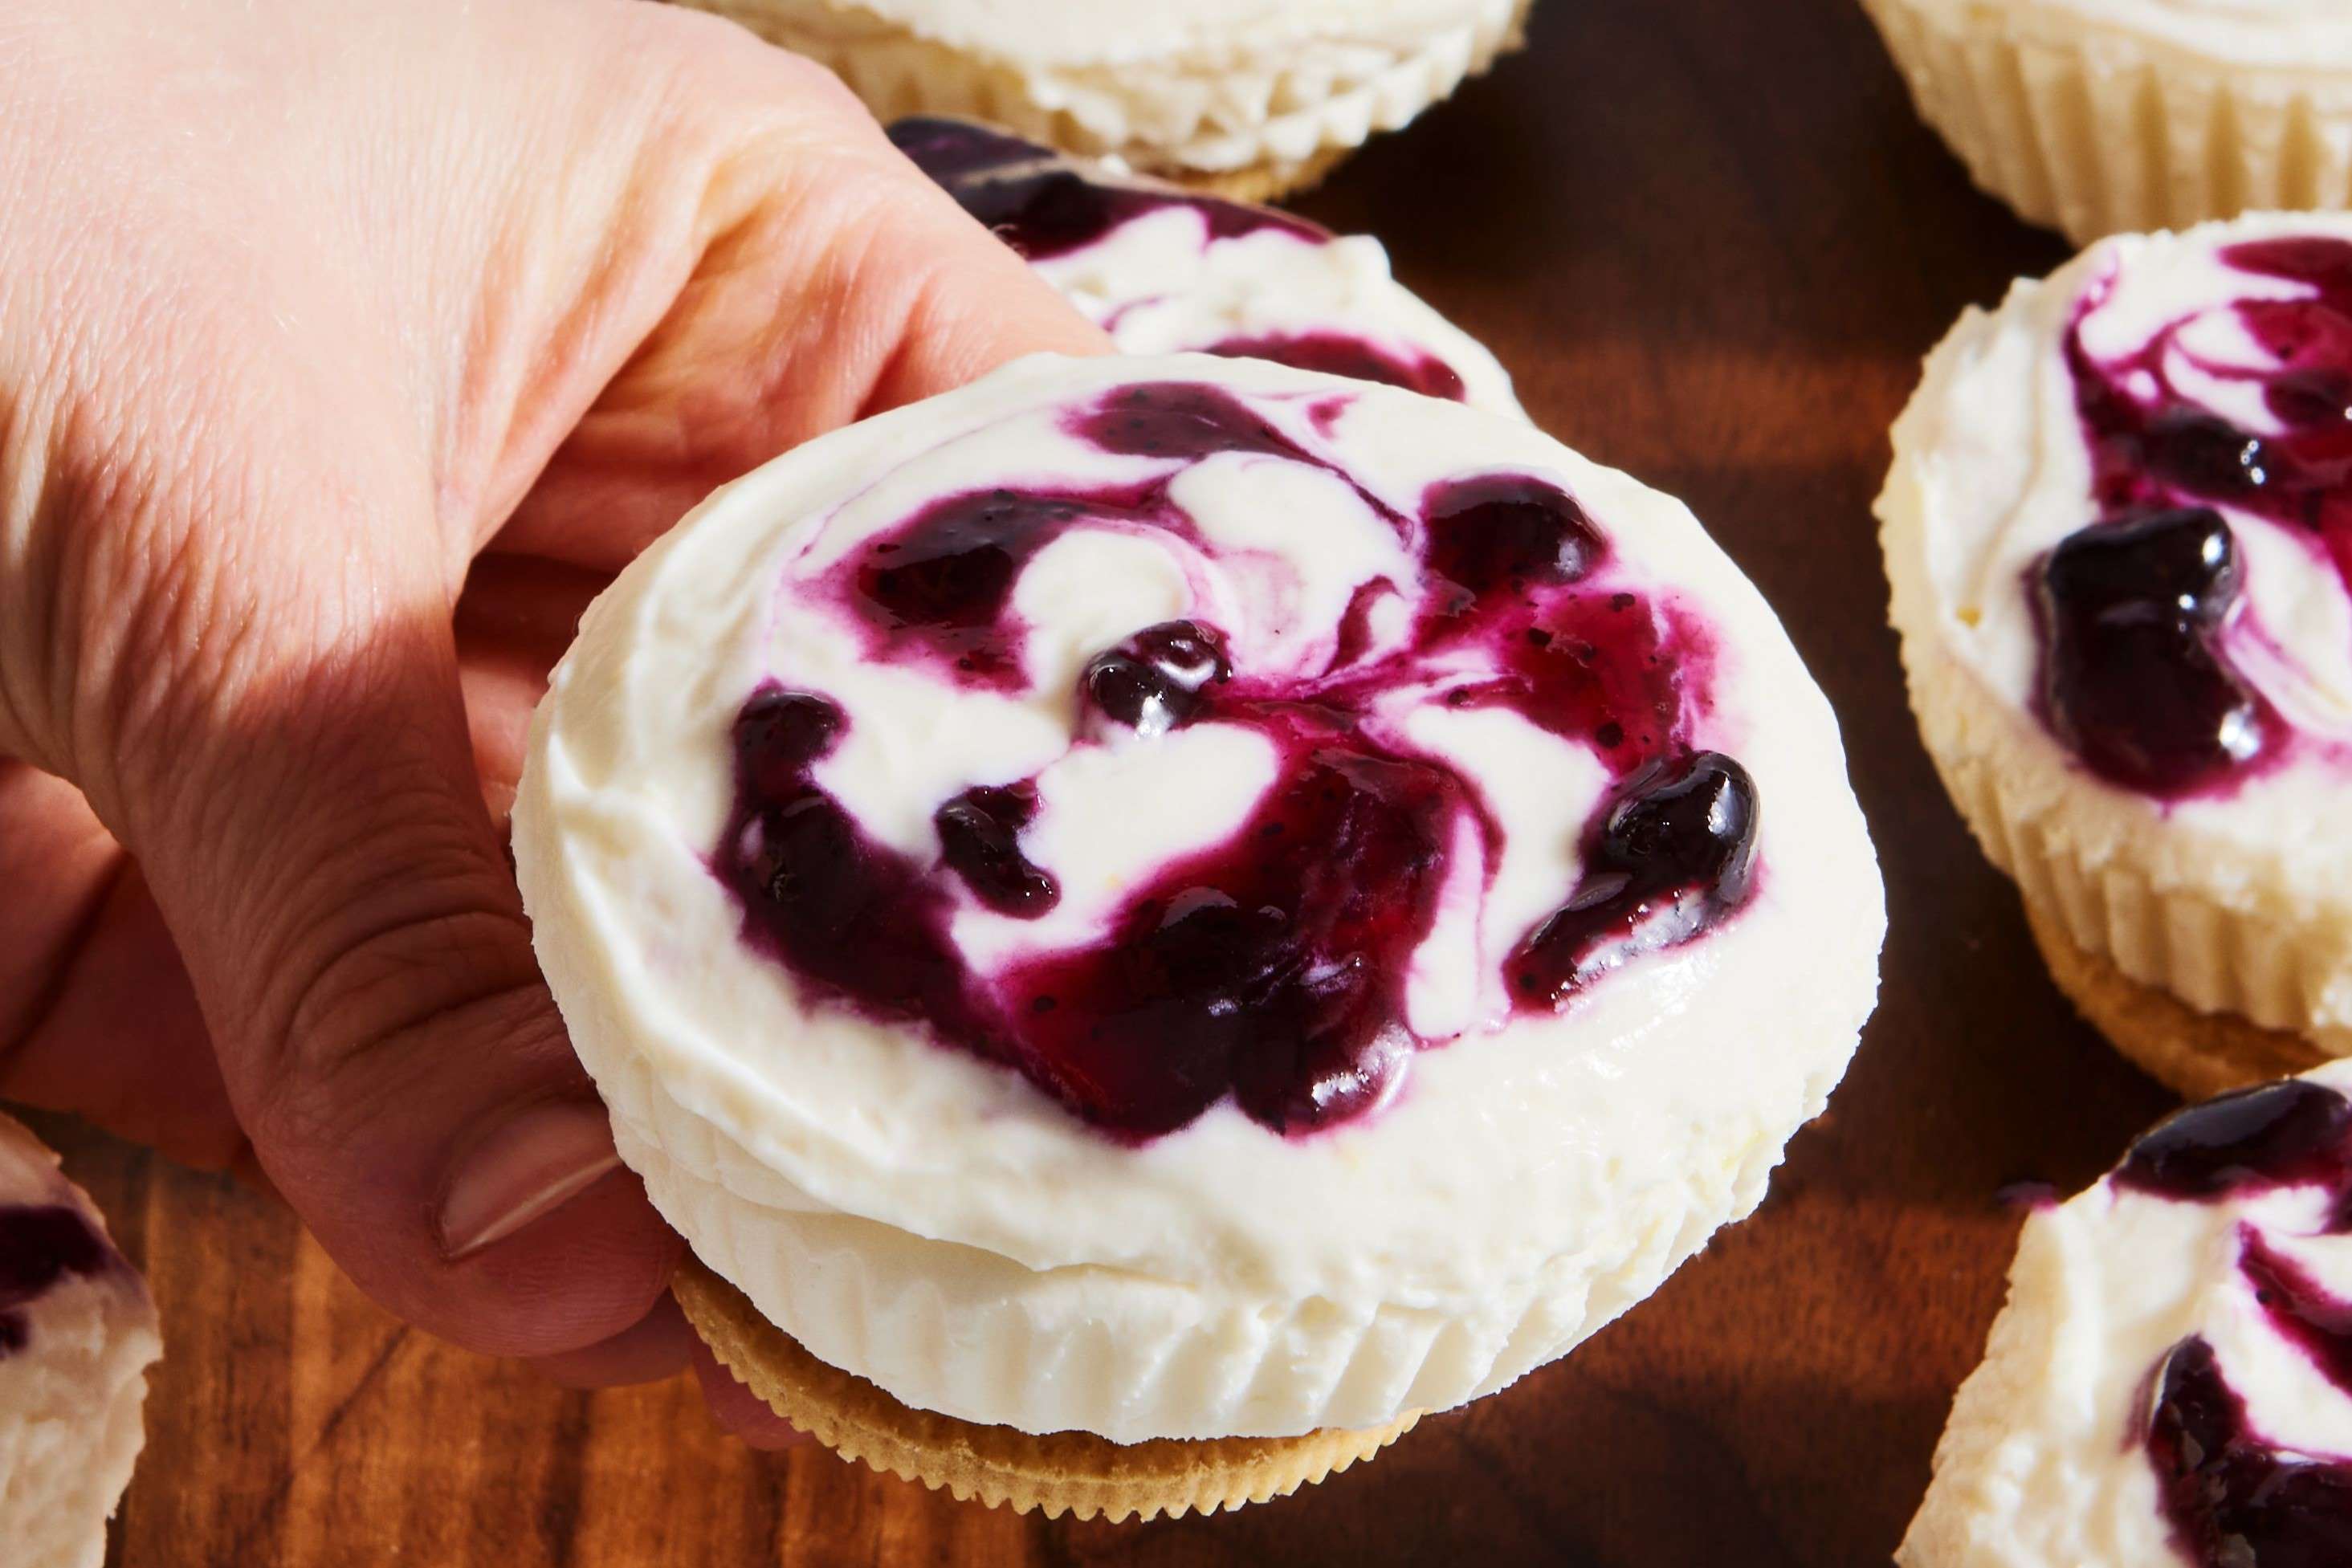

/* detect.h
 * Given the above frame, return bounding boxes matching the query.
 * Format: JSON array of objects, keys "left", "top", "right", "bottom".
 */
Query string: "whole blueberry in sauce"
[
  {"left": 1421, "top": 473, "right": 1604, "bottom": 605},
  {"left": 1079, "top": 620, "right": 1231, "bottom": 738},
  {"left": 2035, "top": 507, "right": 2269, "bottom": 796},
  {"left": 1507, "top": 751, "right": 1759, "bottom": 1008},
  {"left": 721, "top": 382, "right": 1755, "bottom": 1138}
]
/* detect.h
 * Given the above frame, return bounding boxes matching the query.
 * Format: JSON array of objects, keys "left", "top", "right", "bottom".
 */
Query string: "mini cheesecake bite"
[
  {"left": 1882, "top": 214, "right": 2352, "bottom": 1097},
  {"left": 1859, "top": 0, "right": 2352, "bottom": 243},
  {"left": 516, "top": 352, "right": 1882, "bottom": 1516},
  {"left": 1903, "top": 1065, "right": 2352, "bottom": 1567},
  {"left": 0, "top": 1114, "right": 160, "bottom": 1568},
  {"left": 890, "top": 116, "right": 1525, "bottom": 420},
  {"left": 670, "top": 0, "right": 1533, "bottom": 199}
]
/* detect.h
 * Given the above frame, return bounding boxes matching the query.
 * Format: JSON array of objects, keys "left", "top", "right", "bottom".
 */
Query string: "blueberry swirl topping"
[{"left": 715, "top": 381, "right": 1759, "bottom": 1139}]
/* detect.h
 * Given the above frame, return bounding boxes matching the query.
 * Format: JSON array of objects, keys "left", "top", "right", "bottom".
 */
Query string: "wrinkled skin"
[{"left": 0, "top": 0, "right": 1103, "bottom": 1440}]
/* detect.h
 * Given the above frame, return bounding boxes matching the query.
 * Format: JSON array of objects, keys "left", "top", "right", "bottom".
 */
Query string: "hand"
[{"left": 0, "top": 0, "right": 1103, "bottom": 1436}]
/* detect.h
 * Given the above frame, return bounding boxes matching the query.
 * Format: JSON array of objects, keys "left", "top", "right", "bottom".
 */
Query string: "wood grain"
[{"left": 38, "top": 0, "right": 2197, "bottom": 1561}]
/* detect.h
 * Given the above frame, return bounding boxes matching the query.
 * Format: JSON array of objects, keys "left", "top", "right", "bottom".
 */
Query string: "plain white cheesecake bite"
[
  {"left": 0, "top": 1114, "right": 160, "bottom": 1568},
  {"left": 515, "top": 352, "right": 1883, "bottom": 1448},
  {"left": 1882, "top": 214, "right": 2352, "bottom": 1087},
  {"left": 670, "top": 0, "right": 1531, "bottom": 195},
  {"left": 1860, "top": 0, "right": 2352, "bottom": 242},
  {"left": 1904, "top": 1065, "right": 2352, "bottom": 1566},
  {"left": 890, "top": 116, "right": 1526, "bottom": 421}
]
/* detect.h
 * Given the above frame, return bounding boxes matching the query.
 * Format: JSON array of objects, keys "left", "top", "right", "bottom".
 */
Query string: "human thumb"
[{"left": 107, "top": 511, "right": 680, "bottom": 1359}]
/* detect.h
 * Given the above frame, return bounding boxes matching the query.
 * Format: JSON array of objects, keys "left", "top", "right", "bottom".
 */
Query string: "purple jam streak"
[
  {"left": 2050, "top": 235, "right": 2352, "bottom": 796},
  {"left": 1205, "top": 332, "right": 1470, "bottom": 403},
  {"left": 2242, "top": 1228, "right": 2352, "bottom": 1392},
  {"left": 720, "top": 381, "right": 1753, "bottom": 1139},
  {"left": 887, "top": 115, "right": 1478, "bottom": 405},
  {"left": 1076, "top": 379, "right": 1318, "bottom": 466},
  {"left": 850, "top": 487, "right": 1156, "bottom": 688},
  {"left": 0, "top": 1203, "right": 113, "bottom": 1357},
  {"left": 2145, "top": 1334, "right": 2352, "bottom": 1568},
  {"left": 887, "top": 116, "right": 1321, "bottom": 262}
]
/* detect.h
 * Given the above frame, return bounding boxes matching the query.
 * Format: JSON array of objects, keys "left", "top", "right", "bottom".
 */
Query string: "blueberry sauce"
[
  {"left": 2115, "top": 1079, "right": 2352, "bottom": 1207},
  {"left": 1204, "top": 332, "right": 1470, "bottom": 402},
  {"left": 887, "top": 116, "right": 1322, "bottom": 262},
  {"left": 2051, "top": 236, "right": 2352, "bottom": 794},
  {"left": 0, "top": 1203, "right": 112, "bottom": 1357},
  {"left": 720, "top": 381, "right": 1754, "bottom": 1139},
  {"left": 1001, "top": 746, "right": 1465, "bottom": 1135},
  {"left": 887, "top": 115, "right": 1479, "bottom": 405},
  {"left": 2145, "top": 1334, "right": 2352, "bottom": 1568}
]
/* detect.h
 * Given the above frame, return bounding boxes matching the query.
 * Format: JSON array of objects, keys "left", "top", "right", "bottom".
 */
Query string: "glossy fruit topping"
[
  {"left": 2035, "top": 507, "right": 2268, "bottom": 796},
  {"left": 2115, "top": 1079, "right": 2352, "bottom": 1207},
  {"left": 1507, "top": 751, "right": 1759, "bottom": 1008},
  {"left": 1079, "top": 621, "right": 1231, "bottom": 738},
  {"left": 720, "top": 381, "right": 1752, "bottom": 1138}
]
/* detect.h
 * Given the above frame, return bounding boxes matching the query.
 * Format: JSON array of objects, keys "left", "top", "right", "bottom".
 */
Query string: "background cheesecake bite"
[
  {"left": 890, "top": 116, "right": 1527, "bottom": 420},
  {"left": 1904, "top": 1065, "right": 2352, "bottom": 1566},
  {"left": 0, "top": 1114, "right": 160, "bottom": 1568},
  {"left": 1881, "top": 212, "right": 2352, "bottom": 1098},
  {"left": 1859, "top": 0, "right": 2352, "bottom": 242},
  {"left": 515, "top": 352, "right": 1883, "bottom": 1516},
  {"left": 668, "top": 0, "right": 1532, "bottom": 198}
]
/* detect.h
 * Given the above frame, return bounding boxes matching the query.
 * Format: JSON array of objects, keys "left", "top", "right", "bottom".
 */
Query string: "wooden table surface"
[{"left": 39, "top": 0, "right": 2203, "bottom": 1562}]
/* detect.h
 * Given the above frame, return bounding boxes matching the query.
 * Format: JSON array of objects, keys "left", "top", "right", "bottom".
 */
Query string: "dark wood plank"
[{"left": 35, "top": 0, "right": 2200, "bottom": 1560}]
